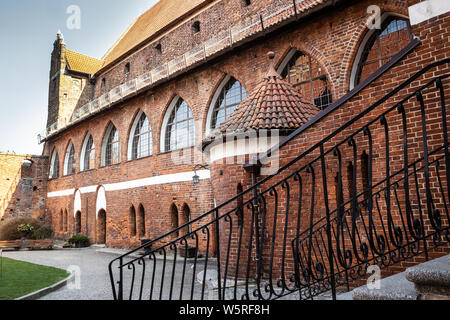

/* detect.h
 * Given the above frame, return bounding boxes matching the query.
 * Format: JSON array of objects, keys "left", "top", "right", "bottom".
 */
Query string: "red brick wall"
[
  {"left": 209, "top": 12, "right": 450, "bottom": 286},
  {"left": 2, "top": 156, "right": 48, "bottom": 222},
  {"left": 43, "top": 0, "right": 450, "bottom": 283}
]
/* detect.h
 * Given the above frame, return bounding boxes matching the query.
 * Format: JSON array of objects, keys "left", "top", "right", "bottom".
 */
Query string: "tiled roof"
[
  {"left": 65, "top": 50, "right": 104, "bottom": 75},
  {"left": 102, "top": 0, "right": 211, "bottom": 67},
  {"left": 207, "top": 52, "right": 320, "bottom": 141}
]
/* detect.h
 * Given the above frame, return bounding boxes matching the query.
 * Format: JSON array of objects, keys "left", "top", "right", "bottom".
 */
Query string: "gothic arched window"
[
  {"left": 128, "top": 111, "right": 152, "bottom": 160},
  {"left": 81, "top": 133, "right": 95, "bottom": 171},
  {"left": 208, "top": 77, "right": 247, "bottom": 131},
  {"left": 49, "top": 149, "right": 60, "bottom": 179},
  {"left": 162, "top": 97, "right": 195, "bottom": 152},
  {"left": 353, "top": 17, "right": 412, "bottom": 86},
  {"left": 63, "top": 142, "right": 76, "bottom": 176},
  {"left": 279, "top": 50, "right": 332, "bottom": 110},
  {"left": 101, "top": 123, "right": 120, "bottom": 166}
]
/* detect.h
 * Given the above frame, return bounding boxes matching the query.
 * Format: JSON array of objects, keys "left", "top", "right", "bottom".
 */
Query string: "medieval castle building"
[{"left": 2, "top": 0, "right": 449, "bottom": 299}]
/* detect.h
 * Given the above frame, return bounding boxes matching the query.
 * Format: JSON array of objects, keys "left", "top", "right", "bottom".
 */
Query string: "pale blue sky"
[{"left": 0, "top": 0, "right": 159, "bottom": 155}]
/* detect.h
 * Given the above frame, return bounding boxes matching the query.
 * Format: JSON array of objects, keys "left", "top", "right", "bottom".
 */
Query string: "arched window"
[
  {"left": 63, "top": 142, "right": 76, "bottom": 176},
  {"left": 207, "top": 76, "right": 247, "bottom": 132},
  {"left": 278, "top": 49, "right": 332, "bottom": 110},
  {"left": 101, "top": 123, "right": 120, "bottom": 166},
  {"left": 128, "top": 111, "right": 152, "bottom": 160},
  {"left": 59, "top": 209, "right": 64, "bottom": 232},
  {"left": 181, "top": 204, "right": 191, "bottom": 235},
  {"left": 64, "top": 209, "right": 68, "bottom": 233},
  {"left": 170, "top": 204, "right": 179, "bottom": 239},
  {"left": 129, "top": 205, "right": 136, "bottom": 237},
  {"left": 162, "top": 97, "right": 195, "bottom": 152},
  {"left": 137, "top": 204, "right": 146, "bottom": 239},
  {"left": 49, "top": 149, "right": 60, "bottom": 179},
  {"left": 353, "top": 16, "right": 412, "bottom": 87},
  {"left": 80, "top": 133, "right": 95, "bottom": 171}
]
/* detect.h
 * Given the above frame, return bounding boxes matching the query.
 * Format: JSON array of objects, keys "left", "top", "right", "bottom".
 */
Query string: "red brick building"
[{"left": 39, "top": 0, "right": 449, "bottom": 292}]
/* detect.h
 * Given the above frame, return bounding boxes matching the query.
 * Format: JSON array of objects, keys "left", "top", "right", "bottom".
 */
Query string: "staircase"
[
  {"left": 108, "top": 58, "right": 450, "bottom": 300},
  {"left": 350, "top": 254, "right": 450, "bottom": 300}
]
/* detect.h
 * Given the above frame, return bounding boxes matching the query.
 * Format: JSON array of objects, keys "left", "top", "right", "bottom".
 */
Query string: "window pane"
[
  {"left": 211, "top": 78, "right": 247, "bottom": 129},
  {"left": 165, "top": 99, "right": 194, "bottom": 151},
  {"left": 281, "top": 51, "right": 332, "bottom": 110},
  {"left": 132, "top": 113, "right": 152, "bottom": 159},
  {"left": 84, "top": 136, "right": 95, "bottom": 171},
  {"left": 356, "top": 18, "right": 410, "bottom": 85},
  {"left": 105, "top": 126, "right": 120, "bottom": 166}
]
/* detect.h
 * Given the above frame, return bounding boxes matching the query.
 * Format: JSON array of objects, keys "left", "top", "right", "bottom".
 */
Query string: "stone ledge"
[
  {"left": 405, "top": 255, "right": 450, "bottom": 287},
  {"left": 352, "top": 272, "right": 418, "bottom": 300},
  {"left": 405, "top": 254, "right": 450, "bottom": 297}
]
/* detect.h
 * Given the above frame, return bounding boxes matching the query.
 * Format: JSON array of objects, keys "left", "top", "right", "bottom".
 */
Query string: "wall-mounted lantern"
[{"left": 192, "top": 164, "right": 209, "bottom": 185}]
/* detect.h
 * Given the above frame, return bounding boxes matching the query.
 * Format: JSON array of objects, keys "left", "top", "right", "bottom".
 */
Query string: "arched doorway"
[
  {"left": 97, "top": 209, "right": 107, "bottom": 244},
  {"left": 75, "top": 211, "right": 82, "bottom": 234}
]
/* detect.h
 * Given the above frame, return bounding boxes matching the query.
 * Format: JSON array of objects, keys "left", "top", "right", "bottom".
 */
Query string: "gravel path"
[{"left": 2, "top": 247, "right": 218, "bottom": 300}]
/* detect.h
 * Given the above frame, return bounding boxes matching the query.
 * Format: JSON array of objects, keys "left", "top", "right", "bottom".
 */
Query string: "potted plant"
[
  {"left": 67, "top": 234, "right": 90, "bottom": 248},
  {"left": 17, "top": 224, "right": 34, "bottom": 239}
]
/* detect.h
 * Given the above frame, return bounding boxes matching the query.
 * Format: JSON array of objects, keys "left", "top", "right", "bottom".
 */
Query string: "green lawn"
[{"left": 0, "top": 257, "right": 69, "bottom": 300}]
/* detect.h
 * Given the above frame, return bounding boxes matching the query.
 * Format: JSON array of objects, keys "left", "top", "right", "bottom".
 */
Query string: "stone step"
[
  {"left": 351, "top": 254, "right": 450, "bottom": 300},
  {"left": 351, "top": 271, "right": 418, "bottom": 300},
  {"left": 405, "top": 254, "right": 450, "bottom": 299}
]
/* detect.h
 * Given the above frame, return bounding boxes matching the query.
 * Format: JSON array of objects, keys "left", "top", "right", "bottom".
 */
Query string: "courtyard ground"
[{"left": 2, "top": 247, "right": 218, "bottom": 300}]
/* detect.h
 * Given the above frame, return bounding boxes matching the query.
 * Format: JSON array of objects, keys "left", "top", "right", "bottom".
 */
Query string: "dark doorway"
[
  {"left": 75, "top": 211, "right": 82, "bottom": 234},
  {"left": 97, "top": 209, "right": 107, "bottom": 244}
]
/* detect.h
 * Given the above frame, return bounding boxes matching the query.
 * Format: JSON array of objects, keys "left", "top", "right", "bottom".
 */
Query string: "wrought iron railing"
[{"left": 108, "top": 59, "right": 450, "bottom": 300}]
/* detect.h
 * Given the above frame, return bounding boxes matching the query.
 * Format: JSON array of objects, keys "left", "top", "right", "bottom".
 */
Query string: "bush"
[
  {"left": 67, "top": 234, "right": 90, "bottom": 248},
  {"left": 0, "top": 217, "right": 43, "bottom": 240},
  {"left": 31, "top": 225, "right": 54, "bottom": 240}
]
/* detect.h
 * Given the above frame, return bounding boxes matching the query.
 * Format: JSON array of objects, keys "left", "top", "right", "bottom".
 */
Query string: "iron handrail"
[
  {"left": 109, "top": 58, "right": 450, "bottom": 261},
  {"left": 109, "top": 58, "right": 450, "bottom": 300}
]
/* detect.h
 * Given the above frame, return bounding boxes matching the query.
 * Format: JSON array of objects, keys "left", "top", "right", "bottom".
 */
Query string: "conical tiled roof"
[{"left": 203, "top": 52, "right": 320, "bottom": 147}]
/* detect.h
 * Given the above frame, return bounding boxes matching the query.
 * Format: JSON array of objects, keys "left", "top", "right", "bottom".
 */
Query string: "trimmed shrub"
[
  {"left": 67, "top": 234, "right": 90, "bottom": 248},
  {"left": 0, "top": 217, "right": 43, "bottom": 240},
  {"left": 31, "top": 225, "right": 54, "bottom": 240}
]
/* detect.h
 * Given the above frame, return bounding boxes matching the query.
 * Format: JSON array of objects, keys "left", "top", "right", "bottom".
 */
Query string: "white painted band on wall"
[
  {"left": 73, "top": 190, "right": 81, "bottom": 217},
  {"left": 408, "top": 0, "right": 450, "bottom": 26},
  {"left": 47, "top": 169, "right": 211, "bottom": 198},
  {"left": 48, "top": 189, "right": 75, "bottom": 198}
]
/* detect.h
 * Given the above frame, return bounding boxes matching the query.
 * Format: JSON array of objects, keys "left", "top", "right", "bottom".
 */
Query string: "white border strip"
[
  {"left": 408, "top": 0, "right": 450, "bottom": 26},
  {"left": 47, "top": 170, "right": 210, "bottom": 198}
]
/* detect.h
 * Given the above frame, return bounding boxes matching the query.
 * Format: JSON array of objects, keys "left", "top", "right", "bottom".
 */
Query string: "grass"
[{"left": 0, "top": 257, "right": 69, "bottom": 300}]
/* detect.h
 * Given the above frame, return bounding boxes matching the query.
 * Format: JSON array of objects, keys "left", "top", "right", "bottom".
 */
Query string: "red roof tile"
[{"left": 209, "top": 52, "right": 319, "bottom": 138}]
